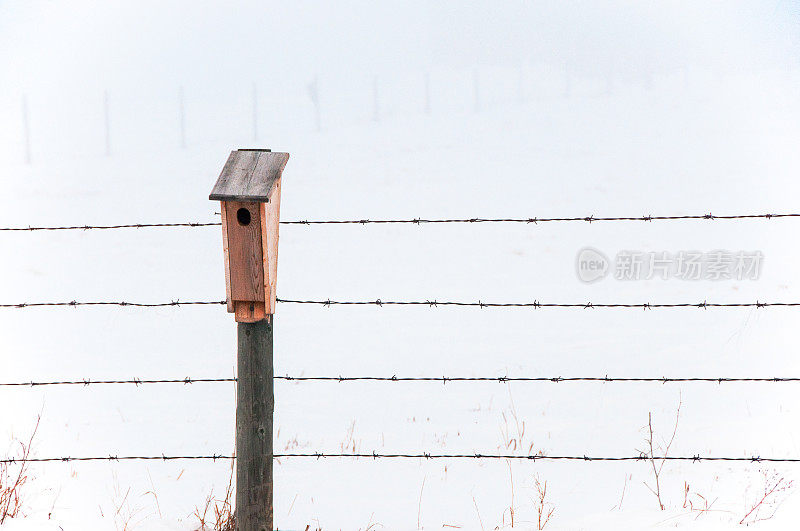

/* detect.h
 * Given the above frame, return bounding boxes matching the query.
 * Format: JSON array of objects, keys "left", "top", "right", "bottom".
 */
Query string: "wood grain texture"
[
  {"left": 234, "top": 300, "right": 266, "bottom": 323},
  {"left": 260, "top": 202, "right": 270, "bottom": 313},
  {"left": 219, "top": 202, "right": 234, "bottom": 313},
  {"left": 224, "top": 201, "right": 264, "bottom": 304},
  {"left": 209, "top": 150, "right": 289, "bottom": 202},
  {"left": 210, "top": 150, "right": 260, "bottom": 200},
  {"left": 264, "top": 178, "right": 282, "bottom": 314},
  {"left": 236, "top": 320, "right": 273, "bottom": 530}
]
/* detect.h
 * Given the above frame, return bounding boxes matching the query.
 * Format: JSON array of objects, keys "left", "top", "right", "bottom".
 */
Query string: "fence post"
[
  {"left": 179, "top": 86, "right": 186, "bottom": 148},
  {"left": 210, "top": 149, "right": 289, "bottom": 531},
  {"left": 237, "top": 319, "right": 273, "bottom": 529},
  {"left": 307, "top": 75, "right": 321, "bottom": 132},
  {"left": 372, "top": 75, "right": 380, "bottom": 122},
  {"left": 424, "top": 71, "right": 431, "bottom": 115},
  {"left": 252, "top": 82, "right": 259, "bottom": 141},
  {"left": 104, "top": 90, "right": 111, "bottom": 156},
  {"left": 22, "top": 95, "right": 31, "bottom": 164},
  {"left": 473, "top": 67, "right": 480, "bottom": 112}
]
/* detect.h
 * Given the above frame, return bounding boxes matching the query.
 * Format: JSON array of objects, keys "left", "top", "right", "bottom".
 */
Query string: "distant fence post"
[
  {"left": 21, "top": 95, "right": 31, "bottom": 164},
  {"left": 252, "top": 82, "right": 259, "bottom": 141},
  {"left": 372, "top": 75, "right": 380, "bottom": 122},
  {"left": 179, "top": 86, "right": 186, "bottom": 148},
  {"left": 424, "top": 71, "right": 431, "bottom": 115},
  {"left": 473, "top": 67, "right": 480, "bottom": 112},
  {"left": 210, "top": 149, "right": 289, "bottom": 531},
  {"left": 104, "top": 90, "right": 111, "bottom": 156},
  {"left": 643, "top": 67, "right": 653, "bottom": 91},
  {"left": 307, "top": 76, "right": 321, "bottom": 132}
]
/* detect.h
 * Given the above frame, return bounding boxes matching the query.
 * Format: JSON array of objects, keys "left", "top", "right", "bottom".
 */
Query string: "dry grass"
[
  {"left": 0, "top": 415, "right": 39, "bottom": 524},
  {"left": 533, "top": 474, "right": 554, "bottom": 530},
  {"left": 681, "top": 481, "right": 718, "bottom": 520},
  {"left": 193, "top": 459, "right": 235, "bottom": 531},
  {"left": 498, "top": 386, "right": 534, "bottom": 455},
  {"left": 417, "top": 475, "right": 426, "bottom": 529},
  {"left": 340, "top": 420, "right": 359, "bottom": 453},
  {"left": 611, "top": 473, "right": 630, "bottom": 511},
  {"left": 501, "top": 460, "right": 515, "bottom": 527},
  {"left": 472, "top": 495, "right": 485, "bottom": 531},
  {"left": 637, "top": 397, "right": 682, "bottom": 511},
  {"left": 739, "top": 469, "right": 794, "bottom": 525}
]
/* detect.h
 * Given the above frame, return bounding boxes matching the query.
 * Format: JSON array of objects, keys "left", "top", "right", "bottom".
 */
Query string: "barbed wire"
[
  {"left": 0, "top": 300, "right": 226, "bottom": 308},
  {"left": 274, "top": 453, "right": 800, "bottom": 463},
  {"left": 275, "top": 375, "right": 800, "bottom": 383},
  {"left": 3, "top": 375, "right": 799, "bottom": 387},
  {"left": 2, "top": 453, "right": 798, "bottom": 464},
  {"left": 0, "top": 222, "right": 221, "bottom": 231},
  {"left": 1, "top": 212, "right": 799, "bottom": 232},
  {"left": 0, "top": 377, "right": 236, "bottom": 387},
  {"left": 281, "top": 213, "right": 800, "bottom": 225},
  {"left": 0, "top": 455, "right": 232, "bottom": 464},
  {"left": 276, "top": 298, "right": 800, "bottom": 309},
  {"left": 3, "top": 299, "right": 799, "bottom": 310}
]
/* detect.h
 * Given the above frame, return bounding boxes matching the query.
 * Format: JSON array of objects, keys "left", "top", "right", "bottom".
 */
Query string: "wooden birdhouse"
[{"left": 209, "top": 149, "right": 289, "bottom": 323}]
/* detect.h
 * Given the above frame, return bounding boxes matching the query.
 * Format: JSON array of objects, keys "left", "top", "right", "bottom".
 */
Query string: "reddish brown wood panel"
[
  {"left": 224, "top": 201, "right": 265, "bottom": 304},
  {"left": 234, "top": 300, "right": 267, "bottom": 323}
]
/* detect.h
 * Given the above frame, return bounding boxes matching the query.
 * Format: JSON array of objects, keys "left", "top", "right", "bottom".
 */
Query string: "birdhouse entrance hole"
[{"left": 237, "top": 207, "right": 252, "bottom": 226}]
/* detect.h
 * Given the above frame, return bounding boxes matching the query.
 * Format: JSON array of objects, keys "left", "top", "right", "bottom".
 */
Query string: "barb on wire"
[
  {"left": 3, "top": 453, "right": 798, "bottom": 464},
  {"left": 276, "top": 298, "right": 800, "bottom": 309},
  {"left": 1, "top": 212, "right": 799, "bottom": 232}
]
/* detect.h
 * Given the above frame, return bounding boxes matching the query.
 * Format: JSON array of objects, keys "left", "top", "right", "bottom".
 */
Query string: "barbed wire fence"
[
  {"left": 0, "top": 211, "right": 798, "bottom": 231},
  {"left": 3, "top": 375, "right": 800, "bottom": 387},
  {"left": 2, "top": 212, "right": 800, "bottom": 468},
  {"left": 2, "top": 299, "right": 799, "bottom": 309},
  {"left": 1, "top": 454, "right": 798, "bottom": 465}
]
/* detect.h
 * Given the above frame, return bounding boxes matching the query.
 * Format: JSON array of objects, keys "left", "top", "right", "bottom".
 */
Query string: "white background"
[{"left": 1, "top": 1, "right": 800, "bottom": 529}]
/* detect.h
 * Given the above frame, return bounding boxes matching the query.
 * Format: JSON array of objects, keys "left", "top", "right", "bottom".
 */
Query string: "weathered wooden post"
[{"left": 210, "top": 149, "right": 289, "bottom": 531}]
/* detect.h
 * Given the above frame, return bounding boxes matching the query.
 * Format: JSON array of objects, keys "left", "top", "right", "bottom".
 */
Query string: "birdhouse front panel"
[{"left": 223, "top": 201, "right": 265, "bottom": 304}]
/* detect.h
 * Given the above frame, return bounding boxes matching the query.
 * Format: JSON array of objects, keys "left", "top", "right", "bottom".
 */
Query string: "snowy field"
[{"left": 2, "top": 2, "right": 800, "bottom": 529}]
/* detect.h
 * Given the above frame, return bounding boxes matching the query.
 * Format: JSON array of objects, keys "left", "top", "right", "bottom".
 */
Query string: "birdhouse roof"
[{"left": 209, "top": 149, "right": 289, "bottom": 202}]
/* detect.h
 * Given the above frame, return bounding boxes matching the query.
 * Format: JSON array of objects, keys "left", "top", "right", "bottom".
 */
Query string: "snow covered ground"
[{"left": 2, "top": 2, "right": 800, "bottom": 529}]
